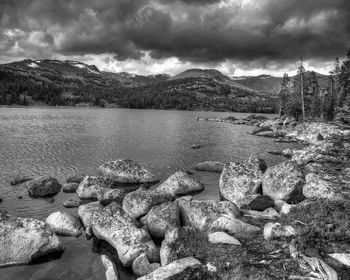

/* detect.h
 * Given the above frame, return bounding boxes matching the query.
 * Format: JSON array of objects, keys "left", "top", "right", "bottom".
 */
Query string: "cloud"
[{"left": 0, "top": 0, "right": 349, "bottom": 75}]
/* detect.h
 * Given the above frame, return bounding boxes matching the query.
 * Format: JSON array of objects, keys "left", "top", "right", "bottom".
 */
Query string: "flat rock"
[
  {"left": 140, "top": 202, "right": 180, "bottom": 239},
  {"left": 262, "top": 161, "right": 305, "bottom": 202},
  {"left": 219, "top": 157, "right": 266, "bottom": 207},
  {"left": 137, "top": 257, "right": 209, "bottom": 280},
  {"left": 62, "top": 182, "right": 79, "bottom": 193},
  {"left": 208, "top": 232, "right": 241, "bottom": 245},
  {"left": 0, "top": 212, "right": 64, "bottom": 267},
  {"left": 27, "top": 176, "right": 62, "bottom": 197},
  {"left": 63, "top": 198, "right": 81, "bottom": 208},
  {"left": 99, "top": 159, "right": 159, "bottom": 183},
  {"left": 10, "top": 175, "right": 33, "bottom": 186},
  {"left": 78, "top": 202, "right": 158, "bottom": 266},
  {"left": 193, "top": 161, "right": 224, "bottom": 173},
  {"left": 45, "top": 211, "right": 81, "bottom": 237},
  {"left": 132, "top": 253, "right": 160, "bottom": 276},
  {"left": 66, "top": 173, "right": 85, "bottom": 183},
  {"left": 156, "top": 171, "right": 204, "bottom": 196},
  {"left": 177, "top": 196, "right": 240, "bottom": 231}
]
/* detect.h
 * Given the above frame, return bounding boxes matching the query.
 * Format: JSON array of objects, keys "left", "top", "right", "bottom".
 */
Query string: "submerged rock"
[
  {"left": 99, "top": 159, "right": 159, "bottom": 183},
  {"left": 62, "top": 182, "right": 79, "bottom": 193},
  {"left": 78, "top": 202, "right": 158, "bottom": 266},
  {"left": 10, "top": 175, "right": 33, "bottom": 186},
  {"left": 156, "top": 171, "right": 204, "bottom": 196},
  {"left": 0, "top": 212, "right": 64, "bottom": 267},
  {"left": 140, "top": 202, "right": 180, "bottom": 239},
  {"left": 208, "top": 232, "right": 241, "bottom": 245},
  {"left": 262, "top": 161, "right": 305, "bottom": 202},
  {"left": 137, "top": 257, "right": 209, "bottom": 280},
  {"left": 66, "top": 173, "right": 85, "bottom": 184},
  {"left": 193, "top": 161, "right": 224, "bottom": 173},
  {"left": 27, "top": 176, "right": 62, "bottom": 197},
  {"left": 45, "top": 211, "right": 81, "bottom": 237},
  {"left": 63, "top": 198, "right": 81, "bottom": 208},
  {"left": 177, "top": 196, "right": 240, "bottom": 231},
  {"left": 219, "top": 157, "right": 266, "bottom": 207}
]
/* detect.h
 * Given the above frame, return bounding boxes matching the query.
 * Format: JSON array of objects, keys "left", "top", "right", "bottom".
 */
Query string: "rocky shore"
[{"left": 1, "top": 121, "right": 350, "bottom": 279}]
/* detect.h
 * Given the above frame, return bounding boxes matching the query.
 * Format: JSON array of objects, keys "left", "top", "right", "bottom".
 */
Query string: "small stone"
[
  {"left": 62, "top": 182, "right": 79, "bottom": 193},
  {"left": 208, "top": 232, "right": 241, "bottom": 245},
  {"left": 263, "top": 222, "right": 296, "bottom": 240},
  {"left": 63, "top": 198, "right": 81, "bottom": 208},
  {"left": 10, "top": 175, "right": 33, "bottom": 186},
  {"left": 66, "top": 173, "right": 85, "bottom": 183},
  {"left": 193, "top": 161, "right": 224, "bottom": 173},
  {"left": 191, "top": 144, "right": 201, "bottom": 149}
]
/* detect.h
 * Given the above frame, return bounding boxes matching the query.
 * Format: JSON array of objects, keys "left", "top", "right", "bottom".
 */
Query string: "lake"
[{"left": 0, "top": 108, "right": 296, "bottom": 280}]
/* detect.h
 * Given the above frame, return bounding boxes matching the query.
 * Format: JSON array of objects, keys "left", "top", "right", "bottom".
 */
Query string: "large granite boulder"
[
  {"left": 0, "top": 212, "right": 64, "bottom": 267},
  {"left": 140, "top": 202, "right": 180, "bottom": 239},
  {"left": 27, "top": 176, "right": 62, "bottom": 197},
  {"left": 76, "top": 176, "right": 115, "bottom": 199},
  {"left": 177, "top": 196, "right": 240, "bottom": 231},
  {"left": 193, "top": 161, "right": 224, "bottom": 173},
  {"left": 156, "top": 172, "right": 204, "bottom": 196},
  {"left": 99, "top": 159, "right": 159, "bottom": 183},
  {"left": 262, "top": 161, "right": 305, "bottom": 202},
  {"left": 219, "top": 157, "right": 267, "bottom": 207},
  {"left": 45, "top": 211, "right": 81, "bottom": 237},
  {"left": 137, "top": 257, "right": 210, "bottom": 280},
  {"left": 78, "top": 202, "right": 158, "bottom": 266}
]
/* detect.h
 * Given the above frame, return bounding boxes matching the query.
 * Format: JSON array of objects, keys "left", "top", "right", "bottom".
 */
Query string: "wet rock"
[
  {"left": 99, "top": 159, "right": 159, "bottom": 183},
  {"left": 193, "top": 161, "right": 224, "bottom": 173},
  {"left": 328, "top": 253, "right": 350, "bottom": 267},
  {"left": 156, "top": 171, "right": 204, "bottom": 196},
  {"left": 255, "top": 131, "right": 285, "bottom": 138},
  {"left": 132, "top": 253, "right": 160, "bottom": 276},
  {"left": 97, "top": 188, "right": 128, "bottom": 206},
  {"left": 177, "top": 196, "right": 240, "bottom": 231},
  {"left": 208, "top": 232, "right": 241, "bottom": 245},
  {"left": 250, "top": 126, "right": 273, "bottom": 135},
  {"left": 63, "top": 198, "right": 81, "bottom": 208},
  {"left": 76, "top": 176, "right": 116, "bottom": 199},
  {"left": 78, "top": 202, "right": 158, "bottom": 266},
  {"left": 248, "top": 195, "right": 274, "bottom": 211},
  {"left": 0, "top": 212, "right": 64, "bottom": 267},
  {"left": 10, "top": 175, "right": 33, "bottom": 186},
  {"left": 66, "top": 173, "right": 85, "bottom": 184},
  {"left": 140, "top": 202, "right": 180, "bottom": 239},
  {"left": 219, "top": 157, "right": 266, "bottom": 207},
  {"left": 101, "top": 254, "right": 120, "bottom": 280},
  {"left": 27, "top": 176, "right": 62, "bottom": 197},
  {"left": 45, "top": 211, "right": 81, "bottom": 237},
  {"left": 262, "top": 161, "right": 305, "bottom": 202},
  {"left": 62, "top": 182, "right": 79, "bottom": 193},
  {"left": 137, "top": 257, "right": 209, "bottom": 280},
  {"left": 263, "top": 222, "right": 296, "bottom": 240}
]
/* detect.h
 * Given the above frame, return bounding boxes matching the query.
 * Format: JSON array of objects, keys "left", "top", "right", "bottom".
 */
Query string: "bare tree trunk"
[{"left": 300, "top": 61, "right": 305, "bottom": 122}]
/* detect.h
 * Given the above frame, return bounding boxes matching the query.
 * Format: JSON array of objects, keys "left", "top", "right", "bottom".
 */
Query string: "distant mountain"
[{"left": 0, "top": 59, "right": 277, "bottom": 112}]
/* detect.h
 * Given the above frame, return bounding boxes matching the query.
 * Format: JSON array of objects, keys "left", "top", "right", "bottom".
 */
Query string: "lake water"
[{"left": 0, "top": 108, "right": 297, "bottom": 280}]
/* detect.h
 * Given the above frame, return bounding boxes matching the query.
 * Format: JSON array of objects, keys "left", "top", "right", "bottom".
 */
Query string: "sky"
[{"left": 0, "top": 0, "right": 349, "bottom": 77}]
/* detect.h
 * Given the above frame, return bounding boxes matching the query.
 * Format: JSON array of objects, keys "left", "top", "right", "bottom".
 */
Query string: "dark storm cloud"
[{"left": 0, "top": 0, "right": 350, "bottom": 65}]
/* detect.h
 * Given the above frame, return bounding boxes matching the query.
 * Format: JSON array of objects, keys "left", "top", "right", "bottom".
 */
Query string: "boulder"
[
  {"left": 328, "top": 253, "right": 350, "bottom": 267},
  {"left": 177, "top": 196, "right": 240, "bottom": 231},
  {"left": 66, "top": 173, "right": 85, "bottom": 183},
  {"left": 248, "top": 195, "right": 274, "bottom": 211},
  {"left": 63, "top": 198, "right": 81, "bottom": 208},
  {"left": 132, "top": 253, "right": 160, "bottom": 276},
  {"left": 219, "top": 157, "right": 266, "bottom": 207},
  {"left": 193, "top": 161, "right": 224, "bottom": 173},
  {"left": 76, "top": 176, "right": 115, "bottom": 199},
  {"left": 45, "top": 211, "right": 81, "bottom": 237},
  {"left": 10, "top": 175, "right": 32, "bottom": 186},
  {"left": 263, "top": 222, "right": 296, "bottom": 240},
  {"left": 27, "top": 176, "right": 62, "bottom": 197},
  {"left": 208, "top": 232, "right": 241, "bottom": 245},
  {"left": 262, "top": 161, "right": 305, "bottom": 202},
  {"left": 156, "top": 172, "right": 204, "bottom": 196},
  {"left": 99, "top": 159, "right": 159, "bottom": 183},
  {"left": 78, "top": 202, "right": 158, "bottom": 266},
  {"left": 140, "top": 202, "right": 180, "bottom": 239},
  {"left": 137, "top": 257, "right": 209, "bottom": 280},
  {"left": 62, "top": 182, "right": 79, "bottom": 193},
  {"left": 101, "top": 254, "right": 120, "bottom": 280},
  {"left": 97, "top": 188, "right": 128, "bottom": 206},
  {"left": 0, "top": 212, "right": 64, "bottom": 267}
]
